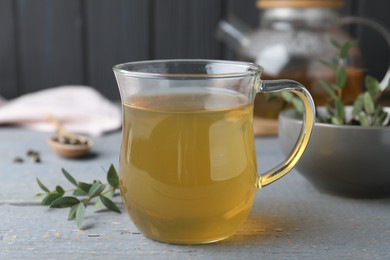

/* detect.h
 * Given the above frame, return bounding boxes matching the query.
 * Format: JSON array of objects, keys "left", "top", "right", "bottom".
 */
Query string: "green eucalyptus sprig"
[
  {"left": 318, "top": 39, "right": 390, "bottom": 126},
  {"left": 36, "top": 164, "right": 121, "bottom": 229},
  {"left": 317, "top": 39, "right": 358, "bottom": 124},
  {"left": 351, "top": 76, "right": 390, "bottom": 126},
  {"left": 280, "top": 39, "right": 390, "bottom": 126}
]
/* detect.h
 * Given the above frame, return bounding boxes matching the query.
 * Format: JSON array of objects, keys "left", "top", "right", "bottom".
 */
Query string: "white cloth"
[{"left": 0, "top": 86, "right": 121, "bottom": 136}]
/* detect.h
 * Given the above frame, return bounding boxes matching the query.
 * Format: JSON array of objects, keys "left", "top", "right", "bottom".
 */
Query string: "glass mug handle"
[{"left": 256, "top": 80, "right": 315, "bottom": 188}]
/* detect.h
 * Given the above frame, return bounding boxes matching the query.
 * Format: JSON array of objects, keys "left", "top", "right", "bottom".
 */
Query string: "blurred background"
[{"left": 1, "top": 0, "right": 390, "bottom": 101}]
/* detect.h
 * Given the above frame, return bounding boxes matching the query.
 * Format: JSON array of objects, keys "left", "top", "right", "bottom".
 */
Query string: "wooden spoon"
[{"left": 47, "top": 115, "right": 93, "bottom": 158}]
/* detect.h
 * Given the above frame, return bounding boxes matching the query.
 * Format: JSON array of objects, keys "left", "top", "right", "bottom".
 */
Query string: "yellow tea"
[{"left": 119, "top": 88, "right": 258, "bottom": 244}]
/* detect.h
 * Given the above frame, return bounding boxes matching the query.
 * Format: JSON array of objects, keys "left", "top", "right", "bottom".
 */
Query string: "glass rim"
[{"left": 112, "top": 59, "right": 263, "bottom": 79}]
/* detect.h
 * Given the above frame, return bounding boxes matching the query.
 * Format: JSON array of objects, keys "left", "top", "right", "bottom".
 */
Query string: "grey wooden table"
[{"left": 1, "top": 127, "right": 389, "bottom": 259}]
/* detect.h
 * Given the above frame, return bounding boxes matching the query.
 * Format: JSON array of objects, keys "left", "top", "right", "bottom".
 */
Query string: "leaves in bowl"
[{"left": 280, "top": 39, "right": 390, "bottom": 126}]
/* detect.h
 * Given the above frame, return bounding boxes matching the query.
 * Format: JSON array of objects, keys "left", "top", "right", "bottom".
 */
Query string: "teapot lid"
[{"left": 257, "top": 0, "right": 343, "bottom": 9}]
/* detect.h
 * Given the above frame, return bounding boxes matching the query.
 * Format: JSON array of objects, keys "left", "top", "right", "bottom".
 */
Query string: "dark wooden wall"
[{"left": 1, "top": 0, "right": 389, "bottom": 100}]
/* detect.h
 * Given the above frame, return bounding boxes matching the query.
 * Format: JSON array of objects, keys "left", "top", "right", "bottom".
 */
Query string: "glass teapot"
[{"left": 218, "top": 0, "right": 390, "bottom": 121}]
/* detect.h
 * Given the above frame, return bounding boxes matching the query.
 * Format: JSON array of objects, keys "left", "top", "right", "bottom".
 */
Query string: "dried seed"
[
  {"left": 26, "top": 150, "right": 41, "bottom": 163},
  {"left": 13, "top": 157, "right": 24, "bottom": 163}
]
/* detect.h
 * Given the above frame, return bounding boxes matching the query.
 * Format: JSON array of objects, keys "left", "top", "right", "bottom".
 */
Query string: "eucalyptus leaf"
[
  {"left": 50, "top": 196, "right": 80, "bottom": 208},
  {"left": 330, "top": 38, "right": 341, "bottom": 49},
  {"left": 336, "top": 67, "right": 347, "bottom": 88},
  {"left": 375, "top": 111, "right": 388, "bottom": 126},
  {"left": 68, "top": 204, "right": 78, "bottom": 221},
  {"left": 62, "top": 168, "right": 77, "bottom": 186},
  {"left": 359, "top": 114, "right": 370, "bottom": 126},
  {"left": 41, "top": 193, "right": 63, "bottom": 206},
  {"left": 352, "top": 95, "right": 364, "bottom": 117},
  {"left": 76, "top": 203, "right": 86, "bottom": 228},
  {"left": 37, "top": 165, "right": 122, "bottom": 229},
  {"left": 363, "top": 92, "right": 375, "bottom": 114},
  {"left": 340, "top": 40, "right": 358, "bottom": 59},
  {"left": 365, "top": 75, "right": 381, "bottom": 100},
  {"left": 291, "top": 97, "right": 304, "bottom": 114},
  {"left": 56, "top": 185, "right": 65, "bottom": 195},
  {"left": 280, "top": 91, "right": 293, "bottom": 102},
  {"left": 34, "top": 193, "right": 45, "bottom": 198},
  {"left": 283, "top": 38, "right": 390, "bottom": 127},
  {"left": 319, "top": 81, "right": 338, "bottom": 100},
  {"left": 331, "top": 117, "right": 342, "bottom": 125},
  {"left": 374, "top": 106, "right": 382, "bottom": 118},
  {"left": 319, "top": 60, "right": 337, "bottom": 72},
  {"left": 73, "top": 188, "right": 88, "bottom": 196},
  {"left": 88, "top": 182, "right": 106, "bottom": 198},
  {"left": 78, "top": 182, "right": 93, "bottom": 193},
  {"left": 104, "top": 190, "right": 114, "bottom": 199},
  {"left": 339, "top": 42, "right": 352, "bottom": 59},
  {"left": 36, "top": 178, "right": 50, "bottom": 193},
  {"left": 94, "top": 198, "right": 104, "bottom": 209},
  {"left": 99, "top": 195, "right": 121, "bottom": 213},
  {"left": 107, "top": 164, "right": 119, "bottom": 189},
  {"left": 373, "top": 106, "right": 387, "bottom": 126},
  {"left": 335, "top": 98, "right": 345, "bottom": 122}
]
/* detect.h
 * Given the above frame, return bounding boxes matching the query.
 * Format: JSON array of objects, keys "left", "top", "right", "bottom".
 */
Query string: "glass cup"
[{"left": 113, "top": 60, "right": 315, "bottom": 244}]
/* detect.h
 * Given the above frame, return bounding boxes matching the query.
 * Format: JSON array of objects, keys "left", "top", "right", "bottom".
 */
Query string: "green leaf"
[
  {"left": 41, "top": 193, "right": 63, "bottom": 206},
  {"left": 34, "top": 193, "right": 45, "bottom": 198},
  {"left": 55, "top": 185, "right": 65, "bottom": 195},
  {"left": 335, "top": 98, "right": 345, "bottom": 123},
  {"left": 291, "top": 97, "right": 304, "bottom": 114},
  {"left": 68, "top": 204, "right": 78, "bottom": 221},
  {"left": 331, "top": 117, "right": 342, "bottom": 125},
  {"left": 336, "top": 67, "right": 347, "bottom": 88},
  {"left": 373, "top": 106, "right": 387, "bottom": 126},
  {"left": 94, "top": 190, "right": 114, "bottom": 210},
  {"left": 359, "top": 114, "right": 370, "bottom": 126},
  {"left": 330, "top": 38, "right": 341, "bottom": 49},
  {"left": 319, "top": 60, "right": 337, "bottom": 72},
  {"left": 279, "top": 91, "right": 293, "bottom": 102},
  {"left": 76, "top": 203, "right": 86, "bottom": 228},
  {"left": 99, "top": 195, "right": 121, "bottom": 213},
  {"left": 374, "top": 111, "right": 388, "bottom": 126},
  {"left": 340, "top": 40, "right": 358, "bottom": 60},
  {"left": 363, "top": 92, "right": 375, "bottom": 114},
  {"left": 94, "top": 198, "right": 104, "bottom": 209},
  {"left": 105, "top": 190, "right": 114, "bottom": 199},
  {"left": 72, "top": 188, "right": 88, "bottom": 196},
  {"left": 62, "top": 168, "right": 77, "bottom": 186},
  {"left": 107, "top": 164, "right": 119, "bottom": 189},
  {"left": 374, "top": 106, "right": 382, "bottom": 118},
  {"left": 365, "top": 75, "right": 381, "bottom": 100},
  {"left": 88, "top": 182, "right": 106, "bottom": 198},
  {"left": 319, "top": 81, "right": 338, "bottom": 100},
  {"left": 36, "top": 178, "right": 50, "bottom": 193},
  {"left": 352, "top": 95, "right": 364, "bottom": 117},
  {"left": 50, "top": 196, "right": 80, "bottom": 208},
  {"left": 78, "top": 182, "right": 92, "bottom": 193}
]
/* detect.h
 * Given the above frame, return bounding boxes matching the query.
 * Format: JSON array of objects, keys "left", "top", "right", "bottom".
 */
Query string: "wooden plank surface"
[
  {"left": 1, "top": 127, "right": 390, "bottom": 258},
  {"left": 0, "top": 0, "right": 18, "bottom": 99},
  {"left": 154, "top": 0, "right": 223, "bottom": 59},
  {"left": 16, "top": 0, "right": 84, "bottom": 94},
  {"left": 85, "top": 0, "right": 150, "bottom": 100}
]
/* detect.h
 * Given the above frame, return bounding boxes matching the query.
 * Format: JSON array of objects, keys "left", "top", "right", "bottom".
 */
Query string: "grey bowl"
[{"left": 279, "top": 109, "right": 390, "bottom": 198}]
